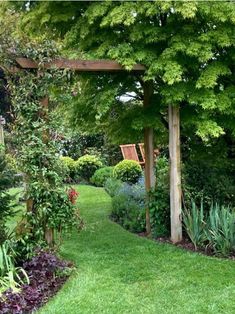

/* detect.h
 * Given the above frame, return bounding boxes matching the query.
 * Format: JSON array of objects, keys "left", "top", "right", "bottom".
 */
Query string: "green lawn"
[
  {"left": 36, "top": 185, "right": 235, "bottom": 314},
  {"left": 7, "top": 187, "right": 24, "bottom": 232}
]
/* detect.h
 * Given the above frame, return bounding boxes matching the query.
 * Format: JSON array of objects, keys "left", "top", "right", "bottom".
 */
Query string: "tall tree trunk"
[
  {"left": 168, "top": 105, "right": 182, "bottom": 243},
  {"left": 143, "top": 82, "right": 155, "bottom": 237}
]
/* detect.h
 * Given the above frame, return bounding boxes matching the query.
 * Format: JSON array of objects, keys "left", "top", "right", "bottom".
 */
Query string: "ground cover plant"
[
  {"left": 38, "top": 185, "right": 235, "bottom": 314},
  {"left": 0, "top": 249, "right": 72, "bottom": 314}
]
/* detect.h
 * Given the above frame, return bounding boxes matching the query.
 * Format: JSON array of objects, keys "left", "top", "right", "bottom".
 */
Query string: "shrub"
[
  {"left": 108, "top": 157, "right": 171, "bottom": 237},
  {"left": 91, "top": 167, "right": 114, "bottom": 187},
  {"left": 0, "top": 149, "right": 15, "bottom": 244},
  {"left": 111, "top": 181, "right": 145, "bottom": 233},
  {"left": 183, "top": 160, "right": 235, "bottom": 209},
  {"left": 59, "top": 156, "right": 76, "bottom": 180},
  {"left": 149, "top": 157, "right": 170, "bottom": 237},
  {"left": 75, "top": 155, "right": 103, "bottom": 181},
  {"left": 5, "top": 153, "right": 19, "bottom": 174},
  {"left": 104, "top": 178, "right": 123, "bottom": 198},
  {"left": 113, "top": 160, "right": 142, "bottom": 184}
]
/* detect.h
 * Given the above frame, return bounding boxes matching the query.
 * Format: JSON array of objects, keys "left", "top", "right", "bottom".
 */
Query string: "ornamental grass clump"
[
  {"left": 206, "top": 204, "right": 235, "bottom": 256},
  {"left": 183, "top": 202, "right": 235, "bottom": 256},
  {"left": 183, "top": 201, "right": 206, "bottom": 250}
]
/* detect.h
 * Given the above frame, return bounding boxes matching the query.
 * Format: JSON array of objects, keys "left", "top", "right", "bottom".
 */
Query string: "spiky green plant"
[
  {"left": 0, "top": 240, "right": 29, "bottom": 294},
  {"left": 183, "top": 201, "right": 206, "bottom": 250},
  {"left": 206, "top": 204, "right": 235, "bottom": 256}
]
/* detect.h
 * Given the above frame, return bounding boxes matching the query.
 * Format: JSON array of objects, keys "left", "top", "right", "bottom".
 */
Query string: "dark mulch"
[
  {"left": 0, "top": 250, "right": 73, "bottom": 314},
  {"left": 138, "top": 233, "right": 235, "bottom": 260}
]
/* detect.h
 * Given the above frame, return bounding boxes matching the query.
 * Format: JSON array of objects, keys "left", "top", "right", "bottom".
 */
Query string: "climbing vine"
[{"left": 1, "top": 37, "right": 76, "bottom": 253}]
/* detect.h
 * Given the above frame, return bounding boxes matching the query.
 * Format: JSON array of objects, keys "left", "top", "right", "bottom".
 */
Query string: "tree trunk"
[
  {"left": 143, "top": 82, "right": 155, "bottom": 237},
  {"left": 168, "top": 105, "right": 182, "bottom": 243}
]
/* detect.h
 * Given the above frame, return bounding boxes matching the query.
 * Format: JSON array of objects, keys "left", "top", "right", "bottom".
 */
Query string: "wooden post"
[
  {"left": 41, "top": 96, "right": 54, "bottom": 246},
  {"left": 168, "top": 105, "right": 182, "bottom": 243},
  {"left": 143, "top": 82, "right": 155, "bottom": 237},
  {"left": 0, "top": 115, "right": 6, "bottom": 146}
]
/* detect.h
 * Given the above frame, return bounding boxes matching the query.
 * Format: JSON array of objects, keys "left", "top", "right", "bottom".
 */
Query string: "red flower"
[{"left": 68, "top": 188, "right": 79, "bottom": 204}]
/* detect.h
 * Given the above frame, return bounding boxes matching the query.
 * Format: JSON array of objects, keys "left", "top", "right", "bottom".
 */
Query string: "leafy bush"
[
  {"left": 5, "top": 153, "right": 19, "bottom": 174},
  {"left": 183, "top": 201, "right": 205, "bottom": 250},
  {"left": 111, "top": 181, "right": 145, "bottom": 233},
  {"left": 107, "top": 157, "right": 171, "bottom": 237},
  {"left": 113, "top": 160, "right": 142, "bottom": 184},
  {"left": 0, "top": 149, "right": 16, "bottom": 244},
  {"left": 59, "top": 156, "right": 76, "bottom": 181},
  {"left": 149, "top": 157, "right": 170, "bottom": 237},
  {"left": 91, "top": 167, "right": 114, "bottom": 187},
  {"left": 183, "top": 160, "right": 235, "bottom": 209},
  {"left": 206, "top": 204, "right": 235, "bottom": 256},
  {"left": 104, "top": 177, "right": 123, "bottom": 198},
  {"left": 75, "top": 155, "right": 103, "bottom": 181},
  {"left": 15, "top": 187, "right": 77, "bottom": 260}
]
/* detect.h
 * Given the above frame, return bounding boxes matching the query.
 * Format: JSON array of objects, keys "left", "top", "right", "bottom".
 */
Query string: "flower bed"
[{"left": 0, "top": 250, "right": 72, "bottom": 314}]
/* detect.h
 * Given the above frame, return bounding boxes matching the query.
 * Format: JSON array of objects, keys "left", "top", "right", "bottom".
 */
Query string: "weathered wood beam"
[
  {"left": 16, "top": 57, "right": 145, "bottom": 72},
  {"left": 143, "top": 81, "right": 155, "bottom": 237},
  {"left": 169, "top": 105, "right": 182, "bottom": 243}
]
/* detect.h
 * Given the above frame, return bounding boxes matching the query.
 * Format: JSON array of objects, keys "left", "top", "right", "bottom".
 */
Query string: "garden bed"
[
  {"left": 157, "top": 237, "right": 235, "bottom": 260},
  {"left": 139, "top": 233, "right": 235, "bottom": 260},
  {"left": 0, "top": 250, "right": 73, "bottom": 314}
]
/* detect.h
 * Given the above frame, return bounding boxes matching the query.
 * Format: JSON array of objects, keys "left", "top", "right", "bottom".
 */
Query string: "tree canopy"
[{"left": 9, "top": 0, "right": 234, "bottom": 145}]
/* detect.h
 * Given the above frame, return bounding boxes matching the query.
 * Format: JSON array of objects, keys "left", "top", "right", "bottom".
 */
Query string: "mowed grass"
[
  {"left": 38, "top": 185, "right": 235, "bottom": 314},
  {"left": 7, "top": 187, "right": 24, "bottom": 232}
]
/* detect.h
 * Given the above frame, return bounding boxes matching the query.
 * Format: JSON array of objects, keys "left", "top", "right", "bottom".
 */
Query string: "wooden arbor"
[{"left": 15, "top": 57, "right": 182, "bottom": 243}]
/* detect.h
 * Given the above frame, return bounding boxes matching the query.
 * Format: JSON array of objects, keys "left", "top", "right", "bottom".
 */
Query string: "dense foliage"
[
  {"left": 111, "top": 179, "right": 145, "bottom": 233},
  {"left": 90, "top": 166, "right": 114, "bottom": 187},
  {"left": 18, "top": 1, "right": 235, "bottom": 145},
  {"left": 0, "top": 37, "right": 78, "bottom": 255},
  {"left": 106, "top": 157, "right": 170, "bottom": 237},
  {"left": 0, "top": 148, "right": 15, "bottom": 244},
  {"left": 59, "top": 156, "right": 77, "bottom": 181},
  {"left": 76, "top": 154, "right": 103, "bottom": 181},
  {"left": 113, "top": 160, "right": 142, "bottom": 184}
]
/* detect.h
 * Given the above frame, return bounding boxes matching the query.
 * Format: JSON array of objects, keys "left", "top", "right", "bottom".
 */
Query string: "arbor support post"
[
  {"left": 143, "top": 81, "right": 155, "bottom": 236},
  {"left": 168, "top": 105, "right": 182, "bottom": 243},
  {"left": 0, "top": 115, "right": 6, "bottom": 146},
  {"left": 41, "top": 96, "right": 54, "bottom": 246}
]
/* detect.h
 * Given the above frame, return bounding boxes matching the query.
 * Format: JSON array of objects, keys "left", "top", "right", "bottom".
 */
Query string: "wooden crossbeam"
[{"left": 15, "top": 57, "right": 145, "bottom": 72}]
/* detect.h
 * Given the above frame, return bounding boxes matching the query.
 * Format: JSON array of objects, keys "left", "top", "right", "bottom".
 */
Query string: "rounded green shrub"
[
  {"left": 59, "top": 156, "right": 77, "bottom": 180},
  {"left": 91, "top": 166, "right": 114, "bottom": 187},
  {"left": 76, "top": 155, "right": 103, "bottom": 181},
  {"left": 113, "top": 160, "right": 142, "bottom": 184}
]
